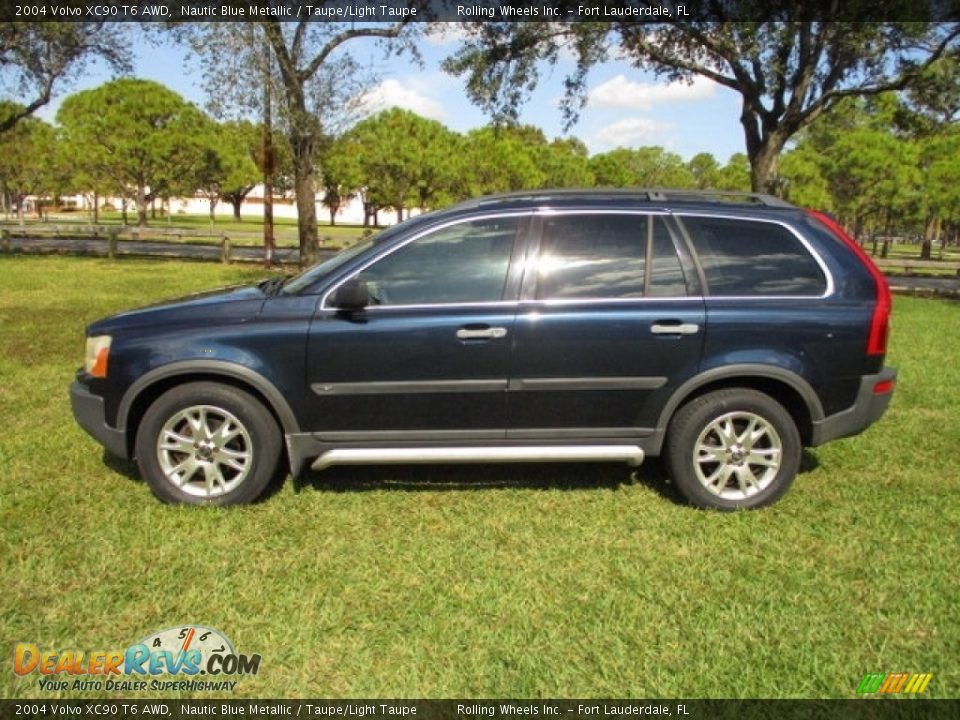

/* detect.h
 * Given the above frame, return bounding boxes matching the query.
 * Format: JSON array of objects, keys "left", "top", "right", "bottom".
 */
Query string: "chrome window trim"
[
  {"left": 339, "top": 300, "right": 521, "bottom": 312},
  {"left": 328, "top": 296, "right": 706, "bottom": 313},
  {"left": 522, "top": 296, "right": 705, "bottom": 308},
  {"left": 673, "top": 212, "right": 835, "bottom": 299},
  {"left": 320, "top": 208, "right": 833, "bottom": 310},
  {"left": 320, "top": 211, "right": 534, "bottom": 311}
]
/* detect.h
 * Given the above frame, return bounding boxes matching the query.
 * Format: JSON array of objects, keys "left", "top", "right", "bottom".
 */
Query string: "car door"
[
  {"left": 303, "top": 214, "right": 528, "bottom": 439},
  {"left": 507, "top": 211, "right": 706, "bottom": 437}
]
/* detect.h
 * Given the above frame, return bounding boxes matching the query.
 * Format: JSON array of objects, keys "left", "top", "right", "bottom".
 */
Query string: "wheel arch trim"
[
  {"left": 117, "top": 360, "right": 300, "bottom": 436},
  {"left": 656, "top": 364, "right": 824, "bottom": 442}
]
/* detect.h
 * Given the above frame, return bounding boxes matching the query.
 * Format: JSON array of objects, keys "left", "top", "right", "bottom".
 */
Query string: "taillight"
[{"left": 806, "top": 210, "right": 891, "bottom": 357}]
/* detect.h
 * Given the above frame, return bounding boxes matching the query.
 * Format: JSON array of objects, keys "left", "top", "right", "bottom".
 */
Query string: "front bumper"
[
  {"left": 70, "top": 381, "right": 129, "bottom": 459},
  {"left": 810, "top": 367, "right": 897, "bottom": 446}
]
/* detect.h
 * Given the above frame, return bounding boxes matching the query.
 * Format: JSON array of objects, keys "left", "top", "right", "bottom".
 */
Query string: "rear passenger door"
[{"left": 506, "top": 212, "right": 705, "bottom": 437}]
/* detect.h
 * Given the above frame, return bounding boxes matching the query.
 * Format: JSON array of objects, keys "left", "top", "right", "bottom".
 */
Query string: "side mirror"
[{"left": 332, "top": 277, "right": 369, "bottom": 310}]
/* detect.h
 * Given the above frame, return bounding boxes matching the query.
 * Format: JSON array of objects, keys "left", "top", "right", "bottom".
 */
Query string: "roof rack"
[
  {"left": 641, "top": 189, "right": 794, "bottom": 207},
  {"left": 473, "top": 188, "right": 795, "bottom": 208}
]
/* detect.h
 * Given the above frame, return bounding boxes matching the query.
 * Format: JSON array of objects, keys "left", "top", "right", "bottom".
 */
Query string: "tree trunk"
[
  {"left": 748, "top": 143, "right": 783, "bottom": 194},
  {"left": 136, "top": 185, "right": 148, "bottom": 228},
  {"left": 262, "top": 45, "right": 275, "bottom": 268},
  {"left": 291, "top": 128, "right": 319, "bottom": 266},
  {"left": 232, "top": 197, "right": 243, "bottom": 222},
  {"left": 740, "top": 103, "right": 787, "bottom": 195},
  {"left": 93, "top": 191, "right": 99, "bottom": 225},
  {"left": 920, "top": 215, "right": 935, "bottom": 260},
  {"left": 329, "top": 205, "right": 338, "bottom": 226},
  {"left": 881, "top": 209, "right": 891, "bottom": 259},
  {"left": 209, "top": 197, "right": 217, "bottom": 224}
]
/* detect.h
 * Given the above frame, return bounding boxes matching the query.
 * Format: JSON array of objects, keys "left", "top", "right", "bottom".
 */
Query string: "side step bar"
[{"left": 311, "top": 445, "right": 645, "bottom": 472}]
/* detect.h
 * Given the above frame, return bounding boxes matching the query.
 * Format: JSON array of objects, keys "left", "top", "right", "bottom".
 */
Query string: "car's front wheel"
[
  {"left": 135, "top": 382, "right": 282, "bottom": 505},
  {"left": 665, "top": 388, "right": 801, "bottom": 510}
]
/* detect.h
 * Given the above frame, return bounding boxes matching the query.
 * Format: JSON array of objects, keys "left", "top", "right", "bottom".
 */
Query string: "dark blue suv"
[{"left": 70, "top": 190, "right": 896, "bottom": 509}]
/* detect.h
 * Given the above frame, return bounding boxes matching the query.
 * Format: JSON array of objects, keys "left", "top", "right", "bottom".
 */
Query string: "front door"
[{"left": 304, "top": 215, "right": 526, "bottom": 439}]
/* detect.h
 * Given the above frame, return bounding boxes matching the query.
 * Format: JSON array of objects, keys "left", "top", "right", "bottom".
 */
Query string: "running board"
[{"left": 310, "top": 445, "right": 645, "bottom": 472}]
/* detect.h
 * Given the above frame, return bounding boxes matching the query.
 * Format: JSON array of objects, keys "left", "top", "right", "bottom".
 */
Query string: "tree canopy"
[
  {"left": 179, "top": 20, "right": 422, "bottom": 263},
  {"left": 445, "top": 11, "right": 960, "bottom": 192},
  {"left": 56, "top": 78, "right": 213, "bottom": 227},
  {"left": 0, "top": 22, "right": 131, "bottom": 133}
]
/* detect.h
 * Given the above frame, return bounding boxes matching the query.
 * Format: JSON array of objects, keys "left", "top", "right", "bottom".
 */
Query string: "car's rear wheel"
[
  {"left": 666, "top": 388, "right": 801, "bottom": 510},
  {"left": 135, "top": 382, "right": 282, "bottom": 505}
]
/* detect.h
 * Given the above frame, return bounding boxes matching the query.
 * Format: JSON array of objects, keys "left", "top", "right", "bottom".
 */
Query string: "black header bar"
[
  {"left": 2, "top": 0, "right": 958, "bottom": 23},
  {"left": 2, "top": 700, "right": 960, "bottom": 720}
]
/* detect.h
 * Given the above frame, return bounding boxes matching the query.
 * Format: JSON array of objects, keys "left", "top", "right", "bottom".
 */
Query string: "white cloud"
[
  {"left": 356, "top": 79, "right": 447, "bottom": 122},
  {"left": 593, "top": 117, "right": 674, "bottom": 148},
  {"left": 588, "top": 74, "right": 716, "bottom": 110}
]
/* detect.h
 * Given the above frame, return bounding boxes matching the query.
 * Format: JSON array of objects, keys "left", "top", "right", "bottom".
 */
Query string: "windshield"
[
  {"left": 280, "top": 213, "right": 448, "bottom": 294},
  {"left": 281, "top": 237, "right": 378, "bottom": 295}
]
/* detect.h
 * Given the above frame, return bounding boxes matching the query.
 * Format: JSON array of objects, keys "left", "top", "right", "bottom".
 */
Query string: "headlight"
[{"left": 84, "top": 335, "right": 112, "bottom": 378}]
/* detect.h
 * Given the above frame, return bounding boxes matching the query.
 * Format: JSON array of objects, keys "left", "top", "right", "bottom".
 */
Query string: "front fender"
[{"left": 116, "top": 360, "right": 300, "bottom": 435}]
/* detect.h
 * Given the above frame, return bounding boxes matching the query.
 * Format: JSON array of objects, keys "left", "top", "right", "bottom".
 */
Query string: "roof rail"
[
  {"left": 643, "top": 189, "right": 794, "bottom": 207},
  {"left": 473, "top": 188, "right": 795, "bottom": 208}
]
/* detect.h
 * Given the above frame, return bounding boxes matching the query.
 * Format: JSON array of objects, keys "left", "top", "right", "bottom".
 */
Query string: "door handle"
[
  {"left": 651, "top": 322, "right": 700, "bottom": 335},
  {"left": 456, "top": 326, "right": 508, "bottom": 340}
]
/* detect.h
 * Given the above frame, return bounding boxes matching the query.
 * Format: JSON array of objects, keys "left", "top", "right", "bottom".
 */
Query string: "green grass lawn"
[
  {"left": 1, "top": 256, "right": 958, "bottom": 699},
  {"left": 871, "top": 242, "right": 960, "bottom": 262}
]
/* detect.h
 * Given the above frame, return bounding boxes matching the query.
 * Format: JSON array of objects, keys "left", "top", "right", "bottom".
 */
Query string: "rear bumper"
[
  {"left": 70, "top": 381, "right": 128, "bottom": 459},
  {"left": 810, "top": 367, "right": 897, "bottom": 446}
]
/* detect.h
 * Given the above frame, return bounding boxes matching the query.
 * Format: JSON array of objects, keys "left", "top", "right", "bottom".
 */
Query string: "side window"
[
  {"left": 648, "top": 220, "right": 688, "bottom": 297},
  {"left": 356, "top": 217, "right": 519, "bottom": 305},
  {"left": 535, "top": 214, "right": 687, "bottom": 300},
  {"left": 682, "top": 216, "right": 827, "bottom": 297}
]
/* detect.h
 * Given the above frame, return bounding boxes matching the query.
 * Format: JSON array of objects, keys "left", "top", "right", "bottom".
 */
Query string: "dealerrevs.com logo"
[{"left": 13, "top": 625, "right": 261, "bottom": 693}]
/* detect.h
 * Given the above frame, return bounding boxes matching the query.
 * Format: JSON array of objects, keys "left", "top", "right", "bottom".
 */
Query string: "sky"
[{"left": 34, "top": 23, "right": 748, "bottom": 163}]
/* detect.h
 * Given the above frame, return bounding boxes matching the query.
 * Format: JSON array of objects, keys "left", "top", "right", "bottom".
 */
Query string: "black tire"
[
  {"left": 665, "top": 388, "right": 801, "bottom": 510},
  {"left": 135, "top": 382, "right": 282, "bottom": 506}
]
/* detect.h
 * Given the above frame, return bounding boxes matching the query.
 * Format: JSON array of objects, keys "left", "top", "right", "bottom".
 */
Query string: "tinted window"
[
  {"left": 536, "top": 214, "right": 687, "bottom": 300},
  {"left": 356, "top": 217, "right": 518, "bottom": 305},
  {"left": 648, "top": 221, "right": 688, "bottom": 297},
  {"left": 682, "top": 216, "right": 827, "bottom": 296}
]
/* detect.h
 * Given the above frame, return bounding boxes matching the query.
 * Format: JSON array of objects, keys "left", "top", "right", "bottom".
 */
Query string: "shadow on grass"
[
  {"left": 296, "top": 458, "right": 677, "bottom": 499},
  {"left": 104, "top": 448, "right": 821, "bottom": 506},
  {"left": 103, "top": 451, "right": 143, "bottom": 484},
  {"left": 800, "top": 449, "right": 820, "bottom": 474},
  {"left": 296, "top": 450, "right": 821, "bottom": 504},
  {"left": 103, "top": 450, "right": 288, "bottom": 503}
]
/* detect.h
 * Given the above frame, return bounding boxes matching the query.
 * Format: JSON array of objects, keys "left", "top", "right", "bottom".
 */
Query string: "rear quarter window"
[{"left": 681, "top": 216, "right": 827, "bottom": 297}]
